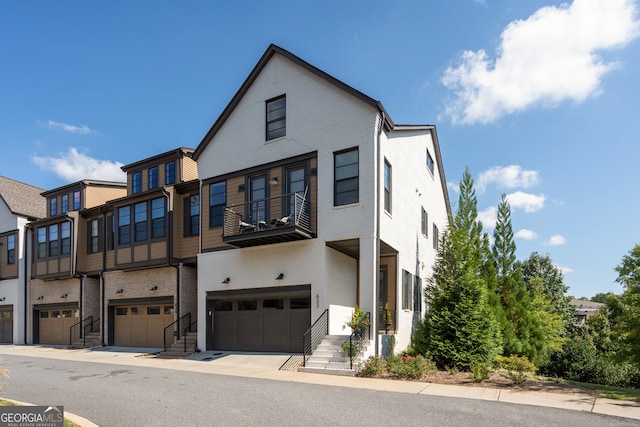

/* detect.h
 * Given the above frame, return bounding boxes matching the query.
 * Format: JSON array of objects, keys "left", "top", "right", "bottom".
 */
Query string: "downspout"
[
  {"left": 375, "top": 111, "right": 385, "bottom": 356},
  {"left": 23, "top": 223, "right": 31, "bottom": 345}
]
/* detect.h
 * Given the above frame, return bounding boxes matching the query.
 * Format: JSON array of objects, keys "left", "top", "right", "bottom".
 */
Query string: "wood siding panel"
[
  {"left": 134, "top": 245, "right": 148, "bottom": 263},
  {"left": 150, "top": 242, "right": 166, "bottom": 260},
  {"left": 85, "top": 187, "right": 127, "bottom": 209},
  {"left": 59, "top": 256, "right": 71, "bottom": 273},
  {"left": 182, "top": 157, "right": 198, "bottom": 182},
  {"left": 117, "top": 248, "right": 131, "bottom": 265},
  {"left": 0, "top": 233, "right": 18, "bottom": 279}
]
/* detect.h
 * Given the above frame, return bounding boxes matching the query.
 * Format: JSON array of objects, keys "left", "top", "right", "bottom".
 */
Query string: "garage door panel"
[
  {"left": 38, "top": 308, "right": 78, "bottom": 345},
  {"left": 114, "top": 304, "right": 174, "bottom": 348},
  {"left": 211, "top": 291, "right": 310, "bottom": 353}
]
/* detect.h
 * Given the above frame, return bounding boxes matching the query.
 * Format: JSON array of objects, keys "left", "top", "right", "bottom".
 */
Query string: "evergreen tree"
[
  {"left": 492, "top": 195, "right": 544, "bottom": 364},
  {"left": 613, "top": 244, "right": 640, "bottom": 365},
  {"left": 415, "top": 168, "right": 501, "bottom": 369},
  {"left": 521, "top": 252, "right": 575, "bottom": 333}
]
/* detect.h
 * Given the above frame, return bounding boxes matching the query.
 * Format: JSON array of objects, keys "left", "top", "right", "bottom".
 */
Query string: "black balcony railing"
[{"left": 223, "top": 189, "right": 312, "bottom": 247}]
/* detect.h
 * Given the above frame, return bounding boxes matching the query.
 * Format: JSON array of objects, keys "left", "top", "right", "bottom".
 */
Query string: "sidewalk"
[{"left": 1, "top": 345, "right": 639, "bottom": 422}]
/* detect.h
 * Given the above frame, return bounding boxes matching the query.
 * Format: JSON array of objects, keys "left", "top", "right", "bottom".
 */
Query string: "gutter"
[
  {"left": 22, "top": 223, "right": 30, "bottom": 344},
  {"left": 374, "top": 111, "right": 386, "bottom": 356}
]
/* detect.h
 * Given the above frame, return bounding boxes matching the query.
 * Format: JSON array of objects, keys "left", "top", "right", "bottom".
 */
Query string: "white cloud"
[
  {"left": 548, "top": 234, "right": 566, "bottom": 246},
  {"left": 441, "top": 0, "right": 640, "bottom": 124},
  {"left": 505, "top": 191, "right": 545, "bottom": 213},
  {"left": 45, "top": 120, "right": 97, "bottom": 135},
  {"left": 31, "top": 147, "right": 125, "bottom": 182},
  {"left": 447, "top": 181, "right": 460, "bottom": 194},
  {"left": 515, "top": 229, "right": 537, "bottom": 240},
  {"left": 477, "top": 165, "right": 539, "bottom": 193},
  {"left": 555, "top": 264, "right": 573, "bottom": 275},
  {"left": 477, "top": 206, "right": 497, "bottom": 230}
]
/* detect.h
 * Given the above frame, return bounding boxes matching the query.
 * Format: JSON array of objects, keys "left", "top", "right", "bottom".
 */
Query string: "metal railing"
[
  {"left": 69, "top": 316, "right": 99, "bottom": 347},
  {"left": 182, "top": 320, "right": 198, "bottom": 353},
  {"left": 163, "top": 312, "right": 192, "bottom": 352},
  {"left": 348, "top": 312, "right": 371, "bottom": 369},
  {"left": 223, "top": 189, "right": 311, "bottom": 238},
  {"left": 378, "top": 307, "right": 396, "bottom": 334},
  {"left": 302, "top": 309, "right": 329, "bottom": 367}
]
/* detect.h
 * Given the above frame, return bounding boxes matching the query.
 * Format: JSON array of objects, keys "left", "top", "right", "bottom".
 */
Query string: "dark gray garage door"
[
  {"left": 210, "top": 290, "right": 311, "bottom": 353},
  {"left": 0, "top": 308, "right": 13, "bottom": 343}
]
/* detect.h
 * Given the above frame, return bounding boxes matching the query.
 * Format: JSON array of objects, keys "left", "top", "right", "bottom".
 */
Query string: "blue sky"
[{"left": 1, "top": 0, "right": 638, "bottom": 298}]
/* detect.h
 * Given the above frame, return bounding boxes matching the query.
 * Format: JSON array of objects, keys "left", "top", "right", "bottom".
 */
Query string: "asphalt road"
[{"left": 0, "top": 354, "right": 637, "bottom": 427}]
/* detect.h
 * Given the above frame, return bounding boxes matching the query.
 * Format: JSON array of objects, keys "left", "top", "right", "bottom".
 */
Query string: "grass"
[
  {"left": 0, "top": 399, "right": 81, "bottom": 427},
  {"left": 565, "top": 381, "right": 640, "bottom": 403}
]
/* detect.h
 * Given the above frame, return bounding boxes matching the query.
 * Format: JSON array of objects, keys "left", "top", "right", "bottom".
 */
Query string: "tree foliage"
[
  {"left": 414, "top": 168, "right": 501, "bottom": 369},
  {"left": 612, "top": 244, "right": 640, "bottom": 365}
]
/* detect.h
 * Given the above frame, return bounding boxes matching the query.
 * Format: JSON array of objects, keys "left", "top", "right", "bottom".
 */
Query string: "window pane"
[
  {"left": 263, "top": 299, "right": 284, "bottom": 310},
  {"left": 147, "top": 306, "right": 161, "bottom": 315},
  {"left": 116, "top": 307, "right": 128, "bottom": 315},
  {"left": 164, "top": 306, "right": 175, "bottom": 315},
  {"left": 61, "top": 194, "right": 69, "bottom": 213},
  {"left": 335, "top": 149, "right": 359, "bottom": 206},
  {"left": 48, "top": 224, "right": 59, "bottom": 256},
  {"left": 165, "top": 161, "right": 176, "bottom": 185},
  {"left": 290, "top": 298, "right": 311, "bottom": 309},
  {"left": 135, "top": 202, "right": 147, "bottom": 241},
  {"left": 131, "top": 307, "right": 140, "bottom": 315},
  {"left": 40, "top": 311, "right": 49, "bottom": 318},
  {"left": 132, "top": 172, "right": 142, "bottom": 194},
  {"left": 119, "top": 206, "right": 131, "bottom": 244},
  {"left": 50, "top": 198, "right": 57, "bottom": 216},
  {"left": 73, "top": 191, "right": 81, "bottom": 210},
  {"left": 148, "top": 166, "right": 158, "bottom": 189},
  {"left": 213, "top": 301, "right": 232, "bottom": 311},
  {"left": 238, "top": 300, "right": 257, "bottom": 311},
  {"left": 209, "top": 182, "right": 226, "bottom": 228},
  {"left": 266, "top": 96, "right": 286, "bottom": 140},
  {"left": 151, "top": 198, "right": 165, "bottom": 238}
]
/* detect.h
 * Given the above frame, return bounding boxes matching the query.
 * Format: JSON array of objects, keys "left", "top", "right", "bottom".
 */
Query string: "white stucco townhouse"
[
  {"left": 0, "top": 176, "right": 45, "bottom": 344},
  {"left": 193, "top": 45, "right": 451, "bottom": 359}
]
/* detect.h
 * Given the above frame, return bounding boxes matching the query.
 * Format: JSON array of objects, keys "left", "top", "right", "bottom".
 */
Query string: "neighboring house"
[
  {"left": 570, "top": 298, "right": 605, "bottom": 327},
  {"left": 0, "top": 176, "right": 45, "bottom": 344},
  {"left": 193, "top": 44, "right": 451, "bottom": 356},
  {"left": 28, "top": 147, "right": 200, "bottom": 349},
  {"left": 28, "top": 180, "right": 127, "bottom": 345}
]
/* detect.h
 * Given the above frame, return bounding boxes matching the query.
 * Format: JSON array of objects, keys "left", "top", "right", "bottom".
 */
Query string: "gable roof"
[
  {"left": 0, "top": 176, "right": 46, "bottom": 220},
  {"left": 193, "top": 44, "right": 394, "bottom": 161}
]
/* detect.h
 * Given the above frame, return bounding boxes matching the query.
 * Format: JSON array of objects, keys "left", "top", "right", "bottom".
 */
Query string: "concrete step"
[{"left": 298, "top": 366, "right": 356, "bottom": 376}]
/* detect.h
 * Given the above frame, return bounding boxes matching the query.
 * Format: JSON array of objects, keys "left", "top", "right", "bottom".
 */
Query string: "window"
[
  {"left": 48, "top": 224, "right": 59, "bottom": 257},
  {"left": 433, "top": 224, "right": 439, "bottom": 250},
  {"left": 151, "top": 197, "right": 165, "bottom": 238},
  {"left": 147, "top": 306, "right": 161, "bottom": 315},
  {"left": 186, "top": 194, "right": 199, "bottom": 236},
  {"left": 165, "top": 161, "right": 176, "bottom": 185},
  {"left": 7, "top": 234, "right": 15, "bottom": 264},
  {"left": 88, "top": 219, "right": 99, "bottom": 253},
  {"left": 402, "top": 269, "right": 413, "bottom": 310},
  {"left": 60, "top": 222, "right": 71, "bottom": 255},
  {"left": 61, "top": 194, "right": 69, "bottom": 213},
  {"left": 134, "top": 202, "right": 148, "bottom": 241},
  {"left": 334, "top": 148, "right": 359, "bottom": 206},
  {"left": 132, "top": 172, "right": 142, "bottom": 194},
  {"left": 249, "top": 175, "right": 267, "bottom": 223},
  {"left": 384, "top": 160, "right": 392, "bottom": 213},
  {"left": 413, "top": 275, "right": 422, "bottom": 313},
  {"left": 148, "top": 166, "right": 158, "bottom": 189},
  {"left": 118, "top": 206, "right": 131, "bottom": 244},
  {"left": 286, "top": 166, "right": 306, "bottom": 217},
  {"left": 49, "top": 198, "right": 57, "bottom": 216},
  {"left": 37, "top": 227, "right": 47, "bottom": 258},
  {"left": 238, "top": 300, "right": 258, "bottom": 311},
  {"left": 209, "top": 182, "right": 226, "bottom": 227},
  {"left": 421, "top": 207, "right": 428, "bottom": 237},
  {"left": 266, "top": 95, "right": 286, "bottom": 140},
  {"left": 73, "top": 191, "right": 81, "bottom": 210},
  {"left": 426, "top": 149, "right": 435, "bottom": 175}
]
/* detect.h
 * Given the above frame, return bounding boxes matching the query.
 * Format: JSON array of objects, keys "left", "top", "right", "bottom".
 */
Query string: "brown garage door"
[
  {"left": 0, "top": 309, "right": 13, "bottom": 343},
  {"left": 212, "top": 294, "right": 310, "bottom": 353},
  {"left": 39, "top": 308, "right": 79, "bottom": 345},
  {"left": 114, "top": 304, "right": 174, "bottom": 347}
]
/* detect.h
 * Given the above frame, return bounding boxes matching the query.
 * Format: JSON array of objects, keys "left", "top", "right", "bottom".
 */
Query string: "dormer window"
[
  {"left": 165, "top": 161, "right": 176, "bottom": 185},
  {"left": 132, "top": 172, "right": 142, "bottom": 194},
  {"left": 149, "top": 166, "right": 158, "bottom": 189},
  {"left": 266, "top": 95, "right": 286, "bottom": 141},
  {"left": 49, "top": 198, "right": 57, "bottom": 216}
]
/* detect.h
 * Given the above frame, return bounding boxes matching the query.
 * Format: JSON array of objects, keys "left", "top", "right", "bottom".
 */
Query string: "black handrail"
[
  {"left": 164, "top": 312, "right": 191, "bottom": 352},
  {"left": 183, "top": 321, "right": 197, "bottom": 353},
  {"left": 348, "top": 312, "right": 371, "bottom": 369},
  {"left": 69, "top": 316, "right": 93, "bottom": 346},
  {"left": 302, "top": 309, "right": 329, "bottom": 367}
]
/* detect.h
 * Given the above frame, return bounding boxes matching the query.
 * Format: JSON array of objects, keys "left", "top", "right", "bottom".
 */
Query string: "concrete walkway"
[{"left": 1, "top": 345, "right": 639, "bottom": 423}]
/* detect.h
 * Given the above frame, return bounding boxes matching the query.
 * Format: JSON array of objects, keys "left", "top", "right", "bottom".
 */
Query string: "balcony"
[{"left": 223, "top": 190, "right": 314, "bottom": 248}]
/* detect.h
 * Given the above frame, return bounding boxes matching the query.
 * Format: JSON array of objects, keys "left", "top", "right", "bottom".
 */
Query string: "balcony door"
[
  {"left": 248, "top": 175, "right": 267, "bottom": 225},
  {"left": 285, "top": 166, "right": 306, "bottom": 220}
]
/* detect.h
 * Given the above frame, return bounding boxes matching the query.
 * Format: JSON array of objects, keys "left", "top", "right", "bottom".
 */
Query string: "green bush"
[
  {"left": 469, "top": 362, "right": 493, "bottom": 383},
  {"left": 387, "top": 354, "right": 436, "bottom": 380},
  {"left": 358, "top": 355, "right": 386, "bottom": 377},
  {"left": 341, "top": 339, "right": 361, "bottom": 357},
  {"left": 497, "top": 355, "right": 536, "bottom": 385}
]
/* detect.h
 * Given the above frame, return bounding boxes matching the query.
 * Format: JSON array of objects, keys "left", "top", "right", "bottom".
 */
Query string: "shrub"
[
  {"left": 469, "top": 362, "right": 493, "bottom": 383},
  {"left": 387, "top": 354, "right": 436, "bottom": 380},
  {"left": 341, "top": 340, "right": 361, "bottom": 357},
  {"left": 497, "top": 355, "right": 536, "bottom": 385},
  {"left": 358, "top": 355, "right": 386, "bottom": 377}
]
